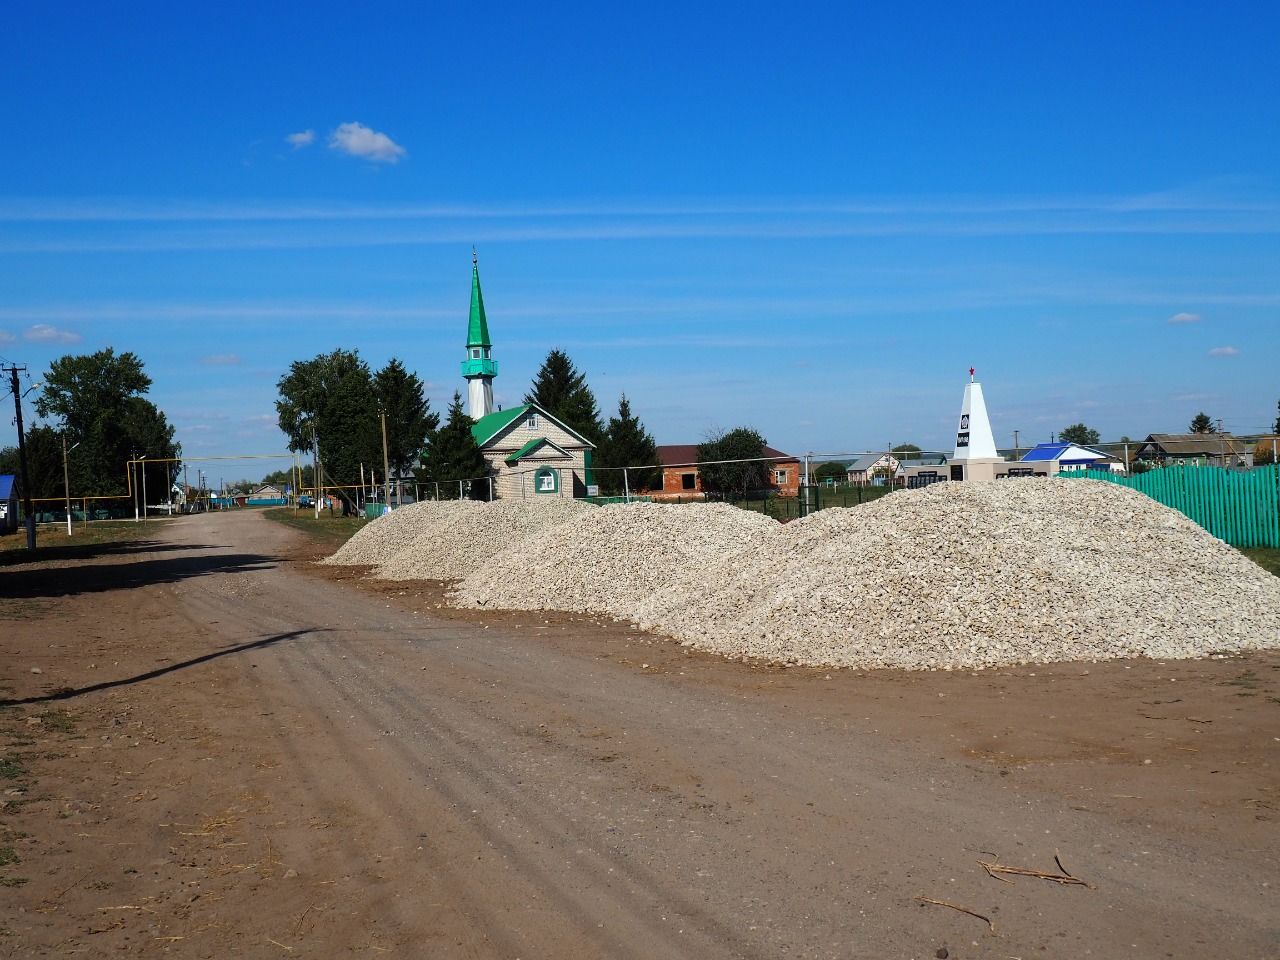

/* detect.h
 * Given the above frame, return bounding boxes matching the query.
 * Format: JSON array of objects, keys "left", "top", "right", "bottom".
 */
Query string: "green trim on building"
[
  {"left": 533, "top": 466, "right": 560, "bottom": 494},
  {"left": 504, "top": 437, "right": 571, "bottom": 464},
  {"left": 583, "top": 448, "right": 595, "bottom": 487}
]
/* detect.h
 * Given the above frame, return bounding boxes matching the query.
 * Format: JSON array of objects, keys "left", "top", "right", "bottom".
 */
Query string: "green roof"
[
  {"left": 466, "top": 252, "right": 492, "bottom": 348},
  {"left": 504, "top": 437, "right": 571, "bottom": 464},
  {"left": 471, "top": 404, "right": 529, "bottom": 446}
]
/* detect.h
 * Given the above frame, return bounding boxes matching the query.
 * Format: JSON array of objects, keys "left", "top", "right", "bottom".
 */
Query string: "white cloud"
[
  {"left": 24, "top": 323, "right": 81, "bottom": 343},
  {"left": 1168, "top": 312, "right": 1201, "bottom": 324},
  {"left": 0, "top": 329, "right": 14, "bottom": 344},
  {"left": 1207, "top": 345, "right": 1239, "bottom": 357},
  {"left": 285, "top": 129, "right": 315, "bottom": 148},
  {"left": 328, "top": 122, "right": 406, "bottom": 163},
  {"left": 201, "top": 353, "right": 241, "bottom": 366}
]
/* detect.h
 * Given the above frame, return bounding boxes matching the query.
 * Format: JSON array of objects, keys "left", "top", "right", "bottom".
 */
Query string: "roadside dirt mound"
[
  {"left": 374, "top": 497, "right": 590, "bottom": 581},
  {"left": 320, "top": 500, "right": 480, "bottom": 565},
  {"left": 451, "top": 502, "right": 779, "bottom": 620},
  {"left": 451, "top": 481, "right": 1280, "bottom": 669}
]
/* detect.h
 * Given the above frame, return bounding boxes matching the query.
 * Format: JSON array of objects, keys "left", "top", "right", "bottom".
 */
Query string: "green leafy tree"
[
  {"left": 0, "top": 427, "right": 63, "bottom": 499},
  {"left": 891, "top": 443, "right": 921, "bottom": 453},
  {"left": 276, "top": 349, "right": 380, "bottom": 488},
  {"left": 1188, "top": 412, "right": 1217, "bottom": 434},
  {"left": 814, "top": 461, "right": 846, "bottom": 483},
  {"left": 696, "top": 428, "right": 770, "bottom": 500},
  {"left": 594, "top": 394, "right": 659, "bottom": 494},
  {"left": 32, "top": 348, "right": 179, "bottom": 497},
  {"left": 1273, "top": 399, "right": 1279, "bottom": 435},
  {"left": 373, "top": 358, "right": 438, "bottom": 477},
  {"left": 1059, "top": 423, "right": 1101, "bottom": 446},
  {"left": 262, "top": 466, "right": 314, "bottom": 489},
  {"left": 524, "top": 349, "right": 603, "bottom": 444},
  {"left": 419, "top": 392, "right": 487, "bottom": 499}
]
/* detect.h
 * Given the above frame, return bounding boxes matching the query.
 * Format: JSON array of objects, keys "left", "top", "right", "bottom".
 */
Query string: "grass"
[
  {"left": 0, "top": 847, "right": 18, "bottom": 867},
  {"left": 262, "top": 507, "right": 367, "bottom": 549},
  {"left": 0, "top": 758, "right": 26, "bottom": 780},
  {"left": 36, "top": 710, "right": 76, "bottom": 734},
  {"left": 1241, "top": 547, "right": 1280, "bottom": 577}
]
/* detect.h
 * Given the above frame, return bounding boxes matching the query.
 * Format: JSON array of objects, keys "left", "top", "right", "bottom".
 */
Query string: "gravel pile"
[
  {"left": 319, "top": 500, "right": 481, "bottom": 566},
  {"left": 373, "top": 498, "right": 590, "bottom": 581},
  {"left": 453, "top": 502, "right": 779, "bottom": 620},
  {"left": 450, "top": 480, "right": 1280, "bottom": 669}
]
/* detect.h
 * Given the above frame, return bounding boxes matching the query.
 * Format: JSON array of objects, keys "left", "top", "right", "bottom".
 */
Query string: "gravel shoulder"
[{"left": 0, "top": 509, "right": 1276, "bottom": 958}]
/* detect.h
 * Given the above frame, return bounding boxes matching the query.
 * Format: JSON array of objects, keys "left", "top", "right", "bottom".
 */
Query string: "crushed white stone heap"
[
  {"left": 319, "top": 500, "right": 480, "bottom": 566},
  {"left": 374, "top": 497, "right": 590, "bottom": 581},
  {"left": 446, "top": 480, "right": 1280, "bottom": 669}
]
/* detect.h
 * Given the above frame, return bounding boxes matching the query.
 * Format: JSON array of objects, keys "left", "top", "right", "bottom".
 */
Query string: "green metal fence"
[{"left": 1063, "top": 465, "right": 1280, "bottom": 547}]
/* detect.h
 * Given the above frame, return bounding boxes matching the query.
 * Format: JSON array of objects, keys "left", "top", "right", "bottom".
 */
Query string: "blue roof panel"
[
  {"left": 0, "top": 475, "right": 14, "bottom": 500},
  {"left": 1020, "top": 443, "right": 1069, "bottom": 461}
]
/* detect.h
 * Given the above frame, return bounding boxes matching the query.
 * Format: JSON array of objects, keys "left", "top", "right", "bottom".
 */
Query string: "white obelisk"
[{"left": 950, "top": 368, "right": 1002, "bottom": 480}]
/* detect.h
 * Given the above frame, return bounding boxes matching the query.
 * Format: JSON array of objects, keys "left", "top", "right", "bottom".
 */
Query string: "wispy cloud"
[
  {"left": 328, "top": 122, "right": 406, "bottom": 163},
  {"left": 1168, "top": 312, "right": 1201, "bottom": 324},
  {"left": 201, "top": 353, "right": 242, "bottom": 366},
  {"left": 1207, "top": 345, "right": 1240, "bottom": 357},
  {"left": 23, "top": 323, "right": 80, "bottom": 343},
  {"left": 285, "top": 129, "right": 315, "bottom": 148},
  {"left": 0, "top": 329, "right": 14, "bottom": 344}
]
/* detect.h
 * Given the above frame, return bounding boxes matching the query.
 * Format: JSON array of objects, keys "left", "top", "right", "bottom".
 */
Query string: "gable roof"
[
  {"left": 1139, "top": 433, "right": 1249, "bottom": 457},
  {"left": 655, "top": 444, "right": 797, "bottom": 467},
  {"left": 1020, "top": 442, "right": 1111, "bottom": 462},
  {"left": 470, "top": 401, "right": 596, "bottom": 450},
  {"left": 846, "top": 453, "right": 894, "bottom": 472},
  {"left": 0, "top": 475, "right": 13, "bottom": 500},
  {"left": 504, "top": 437, "right": 572, "bottom": 464}
]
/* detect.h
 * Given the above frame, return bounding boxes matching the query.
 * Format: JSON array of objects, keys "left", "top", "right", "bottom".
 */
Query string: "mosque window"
[{"left": 472, "top": 348, "right": 481, "bottom": 359}]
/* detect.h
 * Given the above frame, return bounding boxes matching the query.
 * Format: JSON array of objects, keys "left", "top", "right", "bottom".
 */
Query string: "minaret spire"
[{"left": 461, "top": 250, "right": 497, "bottom": 419}]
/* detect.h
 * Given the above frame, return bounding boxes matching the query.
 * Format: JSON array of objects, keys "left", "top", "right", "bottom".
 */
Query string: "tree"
[
  {"left": 1273, "top": 399, "right": 1279, "bottom": 435},
  {"left": 276, "top": 349, "right": 379, "bottom": 487},
  {"left": 32, "top": 348, "right": 179, "bottom": 498},
  {"left": 373, "top": 358, "right": 438, "bottom": 478},
  {"left": 594, "top": 394, "right": 659, "bottom": 494},
  {"left": 696, "top": 428, "right": 770, "bottom": 500},
  {"left": 1059, "top": 423, "right": 1101, "bottom": 446},
  {"left": 815, "top": 461, "right": 846, "bottom": 484},
  {"left": 262, "top": 466, "right": 314, "bottom": 489},
  {"left": 1254, "top": 439, "right": 1278, "bottom": 467},
  {"left": 891, "top": 443, "right": 921, "bottom": 454},
  {"left": 1188, "top": 412, "right": 1217, "bottom": 435},
  {"left": 418, "top": 392, "right": 487, "bottom": 499},
  {"left": 524, "top": 349, "right": 603, "bottom": 444},
  {"left": 0, "top": 427, "right": 63, "bottom": 499}
]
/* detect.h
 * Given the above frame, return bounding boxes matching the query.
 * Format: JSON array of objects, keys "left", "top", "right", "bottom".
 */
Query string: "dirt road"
[{"left": 2, "top": 510, "right": 1277, "bottom": 958}]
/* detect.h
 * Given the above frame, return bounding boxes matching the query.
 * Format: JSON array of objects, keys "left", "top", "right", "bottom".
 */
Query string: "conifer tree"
[
  {"left": 524, "top": 349, "right": 603, "bottom": 443},
  {"left": 373, "top": 357, "right": 438, "bottom": 477},
  {"left": 419, "top": 392, "right": 488, "bottom": 499},
  {"left": 595, "top": 394, "right": 659, "bottom": 494},
  {"left": 1188, "top": 411, "right": 1217, "bottom": 434}
]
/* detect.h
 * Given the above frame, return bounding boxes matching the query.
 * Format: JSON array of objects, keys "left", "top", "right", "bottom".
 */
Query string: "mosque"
[{"left": 460, "top": 253, "right": 596, "bottom": 499}]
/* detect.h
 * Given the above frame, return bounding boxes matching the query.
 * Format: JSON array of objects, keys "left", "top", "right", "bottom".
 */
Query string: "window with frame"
[
  {"left": 681, "top": 472, "right": 696, "bottom": 490},
  {"left": 471, "top": 348, "right": 481, "bottom": 359},
  {"left": 774, "top": 469, "right": 788, "bottom": 484},
  {"left": 526, "top": 413, "right": 538, "bottom": 429},
  {"left": 536, "top": 469, "right": 557, "bottom": 493}
]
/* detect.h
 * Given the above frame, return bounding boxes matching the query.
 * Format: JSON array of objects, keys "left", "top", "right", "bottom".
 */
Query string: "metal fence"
[{"left": 1063, "top": 464, "right": 1280, "bottom": 548}]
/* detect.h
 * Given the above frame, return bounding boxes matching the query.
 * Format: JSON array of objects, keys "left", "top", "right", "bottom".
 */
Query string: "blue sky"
[{"left": 2, "top": 1, "right": 1278, "bottom": 477}]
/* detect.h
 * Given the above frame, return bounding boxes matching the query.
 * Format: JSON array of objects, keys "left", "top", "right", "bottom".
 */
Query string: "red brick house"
[{"left": 652, "top": 444, "right": 802, "bottom": 499}]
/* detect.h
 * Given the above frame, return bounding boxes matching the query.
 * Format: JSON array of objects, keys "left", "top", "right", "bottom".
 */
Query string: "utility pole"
[
  {"left": 380, "top": 410, "right": 392, "bottom": 511},
  {"left": 5, "top": 364, "right": 36, "bottom": 550},
  {"left": 1013, "top": 430, "right": 1020, "bottom": 460},
  {"left": 311, "top": 422, "right": 321, "bottom": 519},
  {"left": 62, "top": 434, "right": 79, "bottom": 536}
]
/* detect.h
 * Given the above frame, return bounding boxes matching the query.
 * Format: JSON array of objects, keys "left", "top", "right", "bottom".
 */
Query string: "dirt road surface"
[{"left": 2, "top": 510, "right": 1276, "bottom": 958}]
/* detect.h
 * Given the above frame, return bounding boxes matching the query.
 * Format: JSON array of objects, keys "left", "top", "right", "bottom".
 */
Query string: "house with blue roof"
[
  {"left": 1019, "top": 442, "right": 1122, "bottom": 473},
  {"left": 0, "top": 474, "right": 19, "bottom": 534}
]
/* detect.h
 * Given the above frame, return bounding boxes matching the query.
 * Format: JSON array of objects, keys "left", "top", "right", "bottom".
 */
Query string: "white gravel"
[
  {"left": 451, "top": 480, "right": 1280, "bottom": 669},
  {"left": 327, "top": 481, "right": 1280, "bottom": 669}
]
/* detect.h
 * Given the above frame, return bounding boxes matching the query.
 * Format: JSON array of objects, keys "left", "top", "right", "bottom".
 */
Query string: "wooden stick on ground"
[
  {"left": 915, "top": 896, "right": 996, "bottom": 933},
  {"left": 977, "top": 854, "right": 1092, "bottom": 888}
]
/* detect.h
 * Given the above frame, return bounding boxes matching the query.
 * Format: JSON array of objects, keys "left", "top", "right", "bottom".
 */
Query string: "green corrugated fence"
[{"left": 1063, "top": 465, "right": 1280, "bottom": 547}]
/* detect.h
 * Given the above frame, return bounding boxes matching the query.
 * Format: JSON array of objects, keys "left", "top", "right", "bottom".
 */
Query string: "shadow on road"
[
  {"left": 0, "top": 539, "right": 221, "bottom": 569},
  {"left": 0, "top": 551, "right": 279, "bottom": 599},
  {"left": 1, "top": 627, "right": 326, "bottom": 706}
]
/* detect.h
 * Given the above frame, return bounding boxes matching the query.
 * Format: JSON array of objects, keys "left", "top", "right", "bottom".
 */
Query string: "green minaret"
[{"left": 461, "top": 249, "right": 497, "bottom": 418}]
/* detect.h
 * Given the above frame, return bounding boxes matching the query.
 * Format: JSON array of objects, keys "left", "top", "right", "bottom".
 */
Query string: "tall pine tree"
[
  {"left": 419, "top": 392, "right": 488, "bottom": 499},
  {"left": 373, "top": 357, "right": 438, "bottom": 477},
  {"left": 524, "top": 349, "right": 603, "bottom": 444},
  {"left": 595, "top": 394, "right": 659, "bottom": 494}
]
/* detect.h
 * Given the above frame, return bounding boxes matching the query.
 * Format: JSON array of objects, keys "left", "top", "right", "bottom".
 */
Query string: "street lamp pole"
[{"left": 62, "top": 435, "right": 80, "bottom": 536}]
